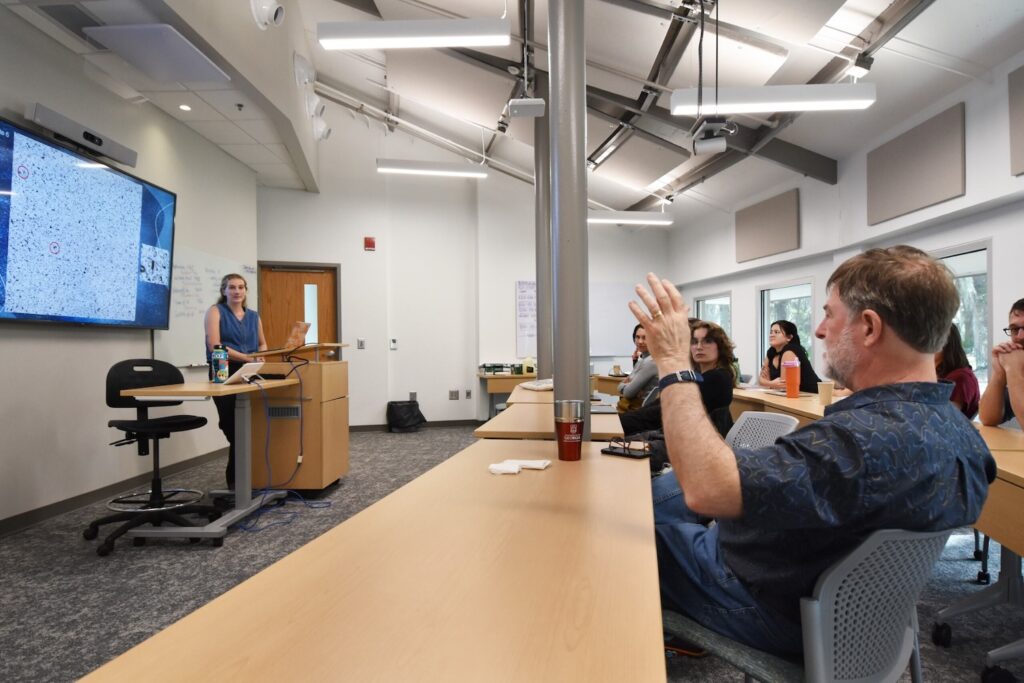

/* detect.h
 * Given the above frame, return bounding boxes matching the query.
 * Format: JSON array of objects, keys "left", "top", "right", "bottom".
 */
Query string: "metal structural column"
[
  {"left": 548, "top": 0, "right": 590, "bottom": 437},
  {"left": 534, "top": 72, "right": 553, "bottom": 379}
]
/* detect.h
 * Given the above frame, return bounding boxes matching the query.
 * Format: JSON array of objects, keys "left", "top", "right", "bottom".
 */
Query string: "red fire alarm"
[{"left": 364, "top": 236, "right": 376, "bottom": 251}]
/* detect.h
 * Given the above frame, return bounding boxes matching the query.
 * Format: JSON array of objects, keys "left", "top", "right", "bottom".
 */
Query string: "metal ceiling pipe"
[{"left": 548, "top": 0, "right": 591, "bottom": 437}]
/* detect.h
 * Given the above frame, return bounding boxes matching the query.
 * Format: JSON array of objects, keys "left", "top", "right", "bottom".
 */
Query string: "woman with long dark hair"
[
  {"left": 936, "top": 323, "right": 980, "bottom": 419},
  {"left": 758, "top": 319, "right": 821, "bottom": 393}
]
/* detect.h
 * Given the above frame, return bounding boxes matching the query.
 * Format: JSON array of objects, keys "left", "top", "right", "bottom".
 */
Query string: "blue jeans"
[{"left": 652, "top": 473, "right": 804, "bottom": 656}]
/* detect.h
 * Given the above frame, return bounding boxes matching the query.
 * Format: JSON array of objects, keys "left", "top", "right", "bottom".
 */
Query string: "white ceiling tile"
[
  {"left": 236, "top": 118, "right": 282, "bottom": 143},
  {"left": 265, "top": 143, "right": 291, "bottom": 162},
  {"left": 220, "top": 144, "right": 285, "bottom": 165},
  {"left": 142, "top": 91, "right": 225, "bottom": 121},
  {"left": 187, "top": 120, "right": 259, "bottom": 145},
  {"left": 197, "top": 89, "right": 268, "bottom": 120}
]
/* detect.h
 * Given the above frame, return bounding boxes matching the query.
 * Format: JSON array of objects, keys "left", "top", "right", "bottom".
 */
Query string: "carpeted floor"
[{"left": 0, "top": 425, "right": 1021, "bottom": 681}]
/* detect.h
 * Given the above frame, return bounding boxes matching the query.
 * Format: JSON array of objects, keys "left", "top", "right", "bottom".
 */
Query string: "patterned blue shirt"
[{"left": 719, "top": 382, "right": 994, "bottom": 623}]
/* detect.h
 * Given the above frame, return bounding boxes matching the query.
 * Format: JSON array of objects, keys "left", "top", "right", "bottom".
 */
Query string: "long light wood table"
[
  {"left": 507, "top": 384, "right": 616, "bottom": 407},
  {"left": 474, "top": 401, "right": 624, "bottom": 440},
  {"left": 121, "top": 379, "right": 298, "bottom": 539},
  {"left": 85, "top": 439, "right": 666, "bottom": 682},
  {"left": 594, "top": 374, "right": 627, "bottom": 395}
]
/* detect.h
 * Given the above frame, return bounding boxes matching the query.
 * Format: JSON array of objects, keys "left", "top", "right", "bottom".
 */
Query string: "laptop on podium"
[{"left": 246, "top": 321, "right": 311, "bottom": 359}]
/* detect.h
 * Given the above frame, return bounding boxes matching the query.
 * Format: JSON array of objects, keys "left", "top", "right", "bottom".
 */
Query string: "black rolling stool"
[{"left": 83, "top": 359, "right": 222, "bottom": 556}]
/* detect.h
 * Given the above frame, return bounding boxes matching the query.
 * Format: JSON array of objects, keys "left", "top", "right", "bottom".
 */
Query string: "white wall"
[
  {"left": 0, "top": 13, "right": 258, "bottom": 523},
  {"left": 671, "top": 47, "right": 1024, "bottom": 376},
  {"left": 260, "top": 105, "right": 674, "bottom": 423}
]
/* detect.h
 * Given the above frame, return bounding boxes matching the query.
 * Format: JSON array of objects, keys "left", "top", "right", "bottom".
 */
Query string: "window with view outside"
[
  {"left": 760, "top": 283, "right": 814, "bottom": 362},
  {"left": 695, "top": 294, "right": 731, "bottom": 336},
  {"left": 939, "top": 250, "right": 989, "bottom": 384}
]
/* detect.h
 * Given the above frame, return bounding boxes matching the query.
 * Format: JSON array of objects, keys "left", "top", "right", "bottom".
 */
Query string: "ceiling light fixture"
[
  {"left": 845, "top": 53, "right": 874, "bottom": 80},
  {"left": 376, "top": 158, "right": 488, "bottom": 178},
  {"left": 178, "top": 104, "right": 192, "bottom": 112},
  {"left": 587, "top": 210, "right": 674, "bottom": 226},
  {"left": 671, "top": 83, "right": 876, "bottom": 116},
  {"left": 318, "top": 17, "right": 511, "bottom": 50}
]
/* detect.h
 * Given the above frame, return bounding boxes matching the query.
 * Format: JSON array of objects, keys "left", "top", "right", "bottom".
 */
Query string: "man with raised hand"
[
  {"left": 979, "top": 298, "right": 1024, "bottom": 427},
  {"left": 631, "top": 246, "right": 993, "bottom": 656}
]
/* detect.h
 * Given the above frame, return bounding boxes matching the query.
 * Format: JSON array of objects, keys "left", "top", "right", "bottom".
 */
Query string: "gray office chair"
[
  {"left": 663, "top": 528, "right": 952, "bottom": 682},
  {"left": 726, "top": 411, "right": 800, "bottom": 450}
]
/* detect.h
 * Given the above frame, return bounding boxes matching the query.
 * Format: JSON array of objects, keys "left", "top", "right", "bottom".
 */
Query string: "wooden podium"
[{"left": 250, "top": 358, "right": 350, "bottom": 490}]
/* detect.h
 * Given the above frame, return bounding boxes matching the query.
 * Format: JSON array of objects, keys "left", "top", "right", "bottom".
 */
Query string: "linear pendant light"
[
  {"left": 377, "top": 158, "right": 488, "bottom": 178},
  {"left": 587, "top": 210, "right": 673, "bottom": 226},
  {"left": 319, "top": 17, "right": 511, "bottom": 50},
  {"left": 670, "top": 83, "right": 876, "bottom": 116}
]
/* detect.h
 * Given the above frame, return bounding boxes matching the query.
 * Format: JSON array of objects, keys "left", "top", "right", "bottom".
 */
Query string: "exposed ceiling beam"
[
  {"left": 750, "top": 0, "right": 938, "bottom": 155},
  {"left": 328, "top": 0, "right": 381, "bottom": 18}
]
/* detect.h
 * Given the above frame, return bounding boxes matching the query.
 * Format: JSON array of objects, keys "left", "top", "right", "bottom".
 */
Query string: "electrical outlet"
[
  {"left": 389, "top": 338, "right": 398, "bottom": 350},
  {"left": 449, "top": 390, "right": 459, "bottom": 400},
  {"left": 357, "top": 338, "right": 365, "bottom": 349},
  {"left": 409, "top": 391, "right": 417, "bottom": 401},
  {"left": 465, "top": 389, "right": 472, "bottom": 399}
]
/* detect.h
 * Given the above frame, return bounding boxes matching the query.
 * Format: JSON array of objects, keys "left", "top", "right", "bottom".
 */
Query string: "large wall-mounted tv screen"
[{"left": 0, "top": 116, "right": 176, "bottom": 330}]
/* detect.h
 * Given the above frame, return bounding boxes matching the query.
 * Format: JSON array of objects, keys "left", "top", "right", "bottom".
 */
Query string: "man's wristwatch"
[{"left": 658, "top": 370, "right": 703, "bottom": 392}]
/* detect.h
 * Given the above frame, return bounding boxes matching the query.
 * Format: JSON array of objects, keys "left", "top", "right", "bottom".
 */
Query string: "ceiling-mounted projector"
[
  {"left": 690, "top": 116, "right": 734, "bottom": 156},
  {"left": 509, "top": 98, "right": 545, "bottom": 118}
]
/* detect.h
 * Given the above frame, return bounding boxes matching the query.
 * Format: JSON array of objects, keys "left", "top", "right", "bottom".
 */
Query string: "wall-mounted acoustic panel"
[
  {"left": 735, "top": 188, "right": 799, "bottom": 263},
  {"left": 866, "top": 102, "right": 965, "bottom": 225},
  {"left": 1010, "top": 65, "right": 1024, "bottom": 177}
]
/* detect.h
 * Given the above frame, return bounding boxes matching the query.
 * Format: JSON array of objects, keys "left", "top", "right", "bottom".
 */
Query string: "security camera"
[{"left": 251, "top": 0, "right": 285, "bottom": 30}]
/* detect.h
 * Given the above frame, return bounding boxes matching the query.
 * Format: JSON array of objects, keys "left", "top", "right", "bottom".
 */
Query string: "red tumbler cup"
[{"left": 554, "top": 399, "right": 585, "bottom": 461}]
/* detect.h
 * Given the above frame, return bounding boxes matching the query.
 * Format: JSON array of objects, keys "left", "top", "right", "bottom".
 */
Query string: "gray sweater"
[{"left": 618, "top": 353, "right": 658, "bottom": 400}]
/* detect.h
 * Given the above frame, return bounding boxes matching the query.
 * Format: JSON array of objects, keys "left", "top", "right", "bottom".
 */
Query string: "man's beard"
[{"left": 825, "top": 326, "right": 858, "bottom": 389}]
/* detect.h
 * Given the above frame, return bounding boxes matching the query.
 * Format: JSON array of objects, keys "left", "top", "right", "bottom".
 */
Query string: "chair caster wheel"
[
  {"left": 974, "top": 549, "right": 986, "bottom": 561},
  {"left": 977, "top": 571, "right": 991, "bottom": 585},
  {"left": 212, "top": 537, "right": 224, "bottom": 547},
  {"left": 83, "top": 526, "right": 99, "bottom": 541},
  {"left": 97, "top": 542, "right": 114, "bottom": 557},
  {"left": 981, "top": 665, "right": 1017, "bottom": 683},
  {"left": 133, "top": 537, "right": 146, "bottom": 547},
  {"left": 931, "top": 622, "right": 952, "bottom": 647}
]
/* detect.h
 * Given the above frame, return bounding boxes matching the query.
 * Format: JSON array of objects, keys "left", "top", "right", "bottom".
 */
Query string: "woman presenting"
[
  {"left": 759, "top": 319, "right": 821, "bottom": 393},
  {"left": 205, "top": 273, "right": 267, "bottom": 488}
]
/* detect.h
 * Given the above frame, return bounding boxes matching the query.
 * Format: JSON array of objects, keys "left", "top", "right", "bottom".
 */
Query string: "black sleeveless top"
[{"left": 766, "top": 341, "right": 821, "bottom": 393}]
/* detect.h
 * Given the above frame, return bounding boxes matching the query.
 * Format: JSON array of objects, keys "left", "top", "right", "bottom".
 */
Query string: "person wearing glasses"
[
  {"left": 620, "top": 320, "right": 736, "bottom": 438},
  {"left": 979, "top": 298, "right": 1024, "bottom": 426}
]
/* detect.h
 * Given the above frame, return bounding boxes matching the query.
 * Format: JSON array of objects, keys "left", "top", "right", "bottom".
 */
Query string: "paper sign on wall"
[{"left": 515, "top": 280, "right": 536, "bottom": 359}]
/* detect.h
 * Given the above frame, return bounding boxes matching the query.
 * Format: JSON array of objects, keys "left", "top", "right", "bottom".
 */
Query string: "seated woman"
[
  {"left": 617, "top": 324, "right": 658, "bottom": 412},
  {"left": 936, "top": 323, "right": 980, "bottom": 419},
  {"left": 620, "top": 321, "right": 737, "bottom": 438},
  {"left": 759, "top": 320, "right": 821, "bottom": 393}
]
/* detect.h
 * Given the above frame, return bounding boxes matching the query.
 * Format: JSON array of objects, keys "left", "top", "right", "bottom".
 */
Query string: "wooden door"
[{"left": 258, "top": 264, "right": 339, "bottom": 358}]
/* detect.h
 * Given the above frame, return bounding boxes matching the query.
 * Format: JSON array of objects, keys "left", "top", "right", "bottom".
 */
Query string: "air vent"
[{"left": 268, "top": 405, "right": 301, "bottom": 419}]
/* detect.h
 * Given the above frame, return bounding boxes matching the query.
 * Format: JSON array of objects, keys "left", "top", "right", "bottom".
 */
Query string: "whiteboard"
[
  {"left": 154, "top": 245, "right": 257, "bottom": 367},
  {"left": 514, "top": 280, "right": 637, "bottom": 358}
]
